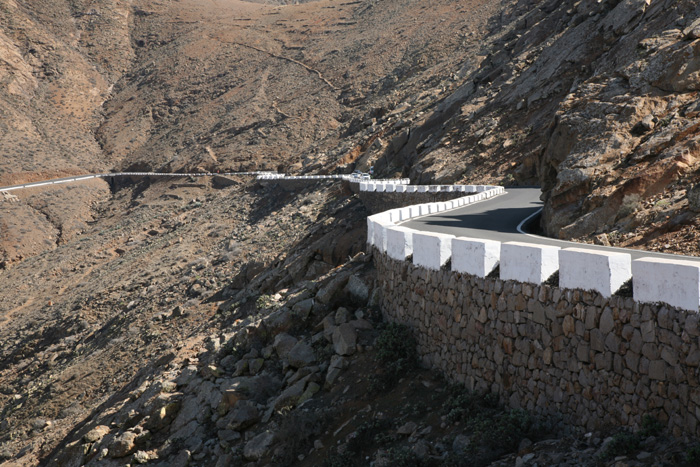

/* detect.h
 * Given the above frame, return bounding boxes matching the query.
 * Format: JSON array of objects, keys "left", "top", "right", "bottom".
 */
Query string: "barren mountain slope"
[
  {"left": 0, "top": 0, "right": 501, "bottom": 265},
  {"left": 2, "top": 0, "right": 700, "bottom": 465},
  {"left": 0, "top": 0, "right": 509, "bottom": 464},
  {"left": 0, "top": 0, "right": 133, "bottom": 264},
  {"left": 98, "top": 0, "right": 500, "bottom": 174}
]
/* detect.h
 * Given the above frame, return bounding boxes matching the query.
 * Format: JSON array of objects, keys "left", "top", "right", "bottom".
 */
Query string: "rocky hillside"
[
  {"left": 2, "top": 0, "right": 700, "bottom": 465},
  {"left": 376, "top": 0, "right": 700, "bottom": 256}
]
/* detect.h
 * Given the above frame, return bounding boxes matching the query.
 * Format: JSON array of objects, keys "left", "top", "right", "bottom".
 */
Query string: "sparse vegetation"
[
  {"left": 618, "top": 194, "right": 642, "bottom": 219},
  {"left": 441, "top": 386, "right": 547, "bottom": 466},
  {"left": 274, "top": 409, "right": 332, "bottom": 465},
  {"left": 255, "top": 294, "right": 278, "bottom": 310},
  {"left": 444, "top": 387, "right": 499, "bottom": 423},
  {"left": 598, "top": 415, "right": 663, "bottom": 461},
  {"left": 370, "top": 322, "right": 418, "bottom": 392},
  {"left": 686, "top": 444, "right": 700, "bottom": 464}
]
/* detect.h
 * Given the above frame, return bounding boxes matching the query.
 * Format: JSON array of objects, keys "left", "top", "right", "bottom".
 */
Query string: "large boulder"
[
  {"left": 244, "top": 431, "right": 275, "bottom": 461},
  {"left": 227, "top": 400, "right": 260, "bottom": 431},
  {"left": 344, "top": 275, "right": 370, "bottom": 305},
  {"left": 273, "top": 376, "right": 312, "bottom": 410},
  {"left": 287, "top": 341, "right": 316, "bottom": 368},
  {"left": 333, "top": 323, "right": 357, "bottom": 356},
  {"left": 315, "top": 272, "right": 351, "bottom": 305},
  {"left": 108, "top": 431, "right": 137, "bottom": 458},
  {"left": 273, "top": 333, "right": 298, "bottom": 360}
]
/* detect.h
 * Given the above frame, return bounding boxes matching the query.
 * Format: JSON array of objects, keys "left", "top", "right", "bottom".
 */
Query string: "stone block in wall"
[
  {"left": 386, "top": 226, "right": 413, "bottom": 261},
  {"left": 451, "top": 237, "right": 501, "bottom": 278},
  {"left": 413, "top": 232, "right": 455, "bottom": 270},
  {"left": 632, "top": 257, "right": 700, "bottom": 312},
  {"left": 559, "top": 248, "right": 632, "bottom": 297},
  {"left": 500, "top": 242, "right": 560, "bottom": 285}
]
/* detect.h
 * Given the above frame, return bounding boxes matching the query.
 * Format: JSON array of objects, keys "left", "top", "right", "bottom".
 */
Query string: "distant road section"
[
  {"left": 0, "top": 172, "right": 273, "bottom": 193},
  {"left": 401, "top": 187, "right": 700, "bottom": 264}
]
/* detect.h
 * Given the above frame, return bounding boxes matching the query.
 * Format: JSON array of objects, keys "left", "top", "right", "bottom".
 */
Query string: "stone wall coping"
[
  {"left": 366, "top": 183, "right": 700, "bottom": 311},
  {"left": 559, "top": 247, "right": 632, "bottom": 298},
  {"left": 412, "top": 231, "right": 455, "bottom": 270},
  {"left": 451, "top": 236, "right": 501, "bottom": 278},
  {"left": 633, "top": 257, "right": 700, "bottom": 312},
  {"left": 500, "top": 241, "right": 560, "bottom": 285}
]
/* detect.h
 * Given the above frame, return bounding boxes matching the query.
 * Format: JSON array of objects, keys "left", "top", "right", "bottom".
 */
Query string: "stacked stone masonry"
[{"left": 375, "top": 252, "right": 700, "bottom": 438}]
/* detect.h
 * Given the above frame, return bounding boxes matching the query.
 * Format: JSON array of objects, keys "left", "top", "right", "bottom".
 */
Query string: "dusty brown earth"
[{"left": 1, "top": 0, "right": 700, "bottom": 465}]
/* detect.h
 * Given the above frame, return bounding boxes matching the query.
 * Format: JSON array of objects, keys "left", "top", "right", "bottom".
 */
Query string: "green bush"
[
  {"left": 384, "top": 447, "right": 423, "bottom": 466},
  {"left": 686, "top": 445, "right": 700, "bottom": 464},
  {"left": 375, "top": 323, "right": 417, "bottom": 364},
  {"left": 599, "top": 415, "right": 663, "bottom": 460},
  {"left": 370, "top": 323, "right": 417, "bottom": 392},
  {"left": 469, "top": 409, "right": 534, "bottom": 452},
  {"left": 617, "top": 193, "right": 641, "bottom": 219},
  {"left": 444, "top": 387, "right": 499, "bottom": 423}
]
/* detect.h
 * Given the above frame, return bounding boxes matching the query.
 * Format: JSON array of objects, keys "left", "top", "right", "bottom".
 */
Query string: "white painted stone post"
[
  {"left": 386, "top": 226, "right": 414, "bottom": 261},
  {"left": 559, "top": 248, "right": 632, "bottom": 297},
  {"left": 396, "top": 185, "right": 407, "bottom": 193},
  {"left": 408, "top": 205, "right": 422, "bottom": 218},
  {"left": 632, "top": 257, "right": 700, "bottom": 312},
  {"left": 397, "top": 207, "right": 411, "bottom": 221},
  {"left": 413, "top": 232, "right": 455, "bottom": 270},
  {"left": 500, "top": 242, "right": 560, "bottom": 284},
  {"left": 370, "top": 213, "right": 392, "bottom": 252},
  {"left": 452, "top": 237, "right": 501, "bottom": 278}
]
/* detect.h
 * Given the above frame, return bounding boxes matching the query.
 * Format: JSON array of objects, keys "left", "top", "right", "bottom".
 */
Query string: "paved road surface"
[{"left": 401, "top": 187, "right": 700, "bottom": 264}]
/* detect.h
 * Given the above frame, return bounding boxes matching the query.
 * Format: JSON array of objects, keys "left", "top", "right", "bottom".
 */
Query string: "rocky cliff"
[{"left": 376, "top": 0, "right": 700, "bottom": 254}]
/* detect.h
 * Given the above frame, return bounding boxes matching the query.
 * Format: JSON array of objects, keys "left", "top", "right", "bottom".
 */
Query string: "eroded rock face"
[{"left": 538, "top": 0, "right": 700, "bottom": 241}]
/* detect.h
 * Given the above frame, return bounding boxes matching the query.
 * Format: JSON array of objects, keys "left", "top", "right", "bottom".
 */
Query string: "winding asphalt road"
[
  {"left": 401, "top": 187, "right": 700, "bottom": 264},
  {"left": 3, "top": 176, "right": 698, "bottom": 264}
]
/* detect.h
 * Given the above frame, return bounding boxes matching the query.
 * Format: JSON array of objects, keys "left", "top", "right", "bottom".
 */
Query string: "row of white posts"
[{"left": 368, "top": 185, "right": 700, "bottom": 312}]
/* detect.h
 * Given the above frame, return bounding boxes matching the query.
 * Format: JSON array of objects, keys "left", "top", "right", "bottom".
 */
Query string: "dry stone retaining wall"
[{"left": 375, "top": 252, "right": 700, "bottom": 438}]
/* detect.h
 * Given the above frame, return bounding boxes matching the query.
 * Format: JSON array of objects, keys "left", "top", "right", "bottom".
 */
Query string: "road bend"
[{"left": 400, "top": 187, "right": 700, "bottom": 264}]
